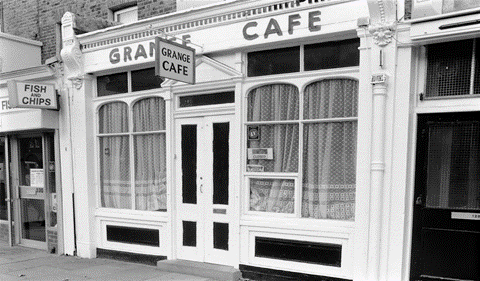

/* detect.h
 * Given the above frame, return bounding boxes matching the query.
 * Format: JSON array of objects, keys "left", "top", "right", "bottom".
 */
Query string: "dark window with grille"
[
  {"left": 0, "top": 1, "right": 4, "bottom": 32},
  {"left": 426, "top": 39, "right": 480, "bottom": 97}
]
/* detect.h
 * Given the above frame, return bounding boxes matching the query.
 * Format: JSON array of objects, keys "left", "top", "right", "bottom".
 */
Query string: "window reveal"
[{"left": 246, "top": 79, "right": 358, "bottom": 220}]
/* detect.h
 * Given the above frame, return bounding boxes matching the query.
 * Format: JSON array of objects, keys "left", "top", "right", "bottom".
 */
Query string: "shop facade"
[
  {"left": 405, "top": 2, "right": 480, "bottom": 281},
  {"left": 58, "top": 0, "right": 480, "bottom": 280},
  {"left": 0, "top": 33, "right": 65, "bottom": 254}
]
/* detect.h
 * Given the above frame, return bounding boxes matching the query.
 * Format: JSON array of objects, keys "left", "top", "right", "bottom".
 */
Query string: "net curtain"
[
  {"left": 247, "top": 80, "right": 357, "bottom": 220},
  {"left": 302, "top": 79, "right": 357, "bottom": 220},
  {"left": 99, "top": 98, "right": 167, "bottom": 211},
  {"left": 99, "top": 102, "right": 131, "bottom": 209},
  {"left": 133, "top": 97, "right": 167, "bottom": 211},
  {"left": 248, "top": 84, "right": 299, "bottom": 213}
]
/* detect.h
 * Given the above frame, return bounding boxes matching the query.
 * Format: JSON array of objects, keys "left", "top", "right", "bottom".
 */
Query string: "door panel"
[
  {"left": 176, "top": 120, "right": 204, "bottom": 262},
  {"left": 411, "top": 113, "right": 480, "bottom": 281},
  {"left": 175, "top": 115, "right": 234, "bottom": 265}
]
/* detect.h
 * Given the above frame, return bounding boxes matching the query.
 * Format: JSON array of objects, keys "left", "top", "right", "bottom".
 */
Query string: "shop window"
[
  {"left": 133, "top": 97, "right": 167, "bottom": 211},
  {"left": 246, "top": 79, "right": 357, "bottom": 220},
  {"left": 97, "top": 73, "right": 128, "bottom": 97},
  {"left": 247, "top": 39, "right": 360, "bottom": 77},
  {"left": 301, "top": 79, "right": 357, "bottom": 220},
  {"left": 131, "top": 68, "right": 163, "bottom": 92},
  {"left": 97, "top": 68, "right": 161, "bottom": 97},
  {"left": 98, "top": 97, "right": 167, "bottom": 211},
  {"left": 99, "top": 102, "right": 131, "bottom": 209},
  {"left": 304, "top": 38, "right": 360, "bottom": 71},
  {"left": 247, "top": 47, "right": 300, "bottom": 77},
  {"left": 179, "top": 91, "right": 234, "bottom": 108}
]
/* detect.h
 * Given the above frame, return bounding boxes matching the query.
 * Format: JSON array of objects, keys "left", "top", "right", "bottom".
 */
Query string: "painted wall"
[{"left": 0, "top": 33, "right": 42, "bottom": 72}]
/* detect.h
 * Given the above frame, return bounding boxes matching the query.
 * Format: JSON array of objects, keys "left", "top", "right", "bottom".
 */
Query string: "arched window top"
[
  {"left": 247, "top": 84, "right": 299, "bottom": 122},
  {"left": 132, "top": 97, "right": 166, "bottom": 132},
  {"left": 98, "top": 101, "right": 129, "bottom": 133},
  {"left": 304, "top": 78, "right": 358, "bottom": 120}
]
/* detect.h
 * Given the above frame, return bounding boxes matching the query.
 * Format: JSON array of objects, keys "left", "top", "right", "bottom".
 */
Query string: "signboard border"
[
  {"left": 155, "top": 37, "right": 196, "bottom": 85},
  {"left": 7, "top": 80, "right": 59, "bottom": 110}
]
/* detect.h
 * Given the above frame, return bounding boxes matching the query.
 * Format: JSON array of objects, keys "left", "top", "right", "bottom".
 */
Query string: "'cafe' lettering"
[{"left": 242, "top": 10, "right": 321, "bottom": 40}]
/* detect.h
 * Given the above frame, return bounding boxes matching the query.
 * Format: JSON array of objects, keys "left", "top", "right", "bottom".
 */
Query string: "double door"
[
  {"left": 175, "top": 115, "right": 235, "bottom": 265},
  {"left": 0, "top": 133, "right": 56, "bottom": 249},
  {"left": 411, "top": 113, "right": 480, "bottom": 281}
]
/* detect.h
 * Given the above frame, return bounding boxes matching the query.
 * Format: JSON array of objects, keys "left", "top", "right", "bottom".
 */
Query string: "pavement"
[{"left": 0, "top": 243, "right": 222, "bottom": 281}]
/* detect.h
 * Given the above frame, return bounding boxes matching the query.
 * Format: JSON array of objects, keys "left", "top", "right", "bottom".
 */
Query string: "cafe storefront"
[{"left": 57, "top": 0, "right": 415, "bottom": 280}]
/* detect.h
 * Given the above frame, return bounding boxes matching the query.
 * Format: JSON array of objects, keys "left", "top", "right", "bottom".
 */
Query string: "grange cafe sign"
[{"left": 7, "top": 80, "right": 58, "bottom": 110}]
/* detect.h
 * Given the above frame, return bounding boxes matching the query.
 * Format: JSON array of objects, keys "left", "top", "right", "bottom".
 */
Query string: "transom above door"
[{"left": 175, "top": 115, "right": 235, "bottom": 265}]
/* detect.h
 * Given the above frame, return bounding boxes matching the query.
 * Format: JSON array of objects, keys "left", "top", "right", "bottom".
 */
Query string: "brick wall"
[
  {"left": 2, "top": 0, "right": 176, "bottom": 63},
  {"left": 0, "top": 223, "right": 9, "bottom": 242},
  {"left": 47, "top": 229, "right": 57, "bottom": 254}
]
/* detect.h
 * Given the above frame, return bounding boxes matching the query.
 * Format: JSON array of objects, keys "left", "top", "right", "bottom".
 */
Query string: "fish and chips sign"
[
  {"left": 7, "top": 80, "right": 58, "bottom": 110},
  {"left": 155, "top": 37, "right": 195, "bottom": 84}
]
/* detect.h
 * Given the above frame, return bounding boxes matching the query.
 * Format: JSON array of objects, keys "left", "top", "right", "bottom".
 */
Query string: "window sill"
[
  {"left": 96, "top": 208, "right": 169, "bottom": 223},
  {"left": 240, "top": 214, "right": 355, "bottom": 233}
]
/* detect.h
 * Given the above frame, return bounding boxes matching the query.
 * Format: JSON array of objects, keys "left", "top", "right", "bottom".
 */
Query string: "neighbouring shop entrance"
[
  {"left": 411, "top": 112, "right": 480, "bottom": 281},
  {"left": 0, "top": 133, "right": 57, "bottom": 250},
  {"left": 175, "top": 114, "right": 235, "bottom": 265}
]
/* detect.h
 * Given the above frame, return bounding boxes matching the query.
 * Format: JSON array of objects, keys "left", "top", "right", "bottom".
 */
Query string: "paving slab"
[{"left": 0, "top": 243, "right": 227, "bottom": 280}]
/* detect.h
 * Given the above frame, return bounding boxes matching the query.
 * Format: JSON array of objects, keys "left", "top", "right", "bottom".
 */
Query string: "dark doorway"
[{"left": 411, "top": 112, "right": 480, "bottom": 281}]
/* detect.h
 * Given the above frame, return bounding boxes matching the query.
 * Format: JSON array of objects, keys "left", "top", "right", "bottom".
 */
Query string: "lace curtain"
[
  {"left": 133, "top": 97, "right": 167, "bottom": 211},
  {"left": 248, "top": 84, "right": 299, "bottom": 213},
  {"left": 99, "top": 98, "right": 167, "bottom": 211},
  {"left": 302, "top": 79, "right": 357, "bottom": 220},
  {"left": 99, "top": 102, "right": 131, "bottom": 209}
]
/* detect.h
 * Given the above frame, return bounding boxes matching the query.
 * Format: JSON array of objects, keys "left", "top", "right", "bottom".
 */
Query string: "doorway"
[
  {"left": 3, "top": 133, "right": 56, "bottom": 250},
  {"left": 411, "top": 112, "right": 480, "bottom": 281},
  {"left": 175, "top": 115, "right": 235, "bottom": 265}
]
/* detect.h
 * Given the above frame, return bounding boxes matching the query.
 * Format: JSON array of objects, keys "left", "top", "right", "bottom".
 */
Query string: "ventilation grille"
[{"left": 255, "top": 237, "right": 342, "bottom": 267}]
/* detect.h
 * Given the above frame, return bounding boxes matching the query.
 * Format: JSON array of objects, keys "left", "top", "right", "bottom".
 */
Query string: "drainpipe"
[{"left": 368, "top": 78, "right": 388, "bottom": 280}]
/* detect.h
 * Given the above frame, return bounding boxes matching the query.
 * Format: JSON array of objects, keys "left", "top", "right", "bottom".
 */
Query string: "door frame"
[{"left": 174, "top": 113, "right": 238, "bottom": 266}]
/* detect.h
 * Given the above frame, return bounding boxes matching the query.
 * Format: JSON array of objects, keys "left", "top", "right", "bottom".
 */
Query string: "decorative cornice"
[
  {"left": 80, "top": 0, "right": 348, "bottom": 52},
  {"left": 366, "top": 0, "right": 396, "bottom": 46}
]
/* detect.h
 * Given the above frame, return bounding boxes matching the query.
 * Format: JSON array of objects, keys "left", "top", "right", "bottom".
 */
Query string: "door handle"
[{"left": 415, "top": 195, "right": 423, "bottom": 206}]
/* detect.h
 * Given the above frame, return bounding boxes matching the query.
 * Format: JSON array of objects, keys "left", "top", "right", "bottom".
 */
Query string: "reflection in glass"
[{"left": 21, "top": 199, "right": 45, "bottom": 241}]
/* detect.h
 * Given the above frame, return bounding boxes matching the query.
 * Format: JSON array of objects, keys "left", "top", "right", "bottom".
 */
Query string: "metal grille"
[
  {"left": 426, "top": 121, "right": 480, "bottom": 210},
  {"left": 426, "top": 39, "right": 473, "bottom": 97}
]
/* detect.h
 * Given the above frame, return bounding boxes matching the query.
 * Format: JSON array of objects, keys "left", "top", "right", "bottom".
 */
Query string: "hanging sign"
[
  {"left": 155, "top": 37, "right": 195, "bottom": 84},
  {"left": 7, "top": 80, "right": 58, "bottom": 110}
]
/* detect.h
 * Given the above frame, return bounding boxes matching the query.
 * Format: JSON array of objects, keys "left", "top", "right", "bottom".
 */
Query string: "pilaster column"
[{"left": 60, "top": 12, "right": 96, "bottom": 258}]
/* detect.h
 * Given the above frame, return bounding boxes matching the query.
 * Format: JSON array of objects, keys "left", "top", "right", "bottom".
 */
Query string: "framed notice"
[{"left": 30, "top": 168, "right": 44, "bottom": 187}]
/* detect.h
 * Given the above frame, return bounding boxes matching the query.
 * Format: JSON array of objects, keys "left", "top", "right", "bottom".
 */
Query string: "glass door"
[
  {"left": 0, "top": 136, "right": 13, "bottom": 246},
  {"left": 10, "top": 135, "right": 49, "bottom": 249}
]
